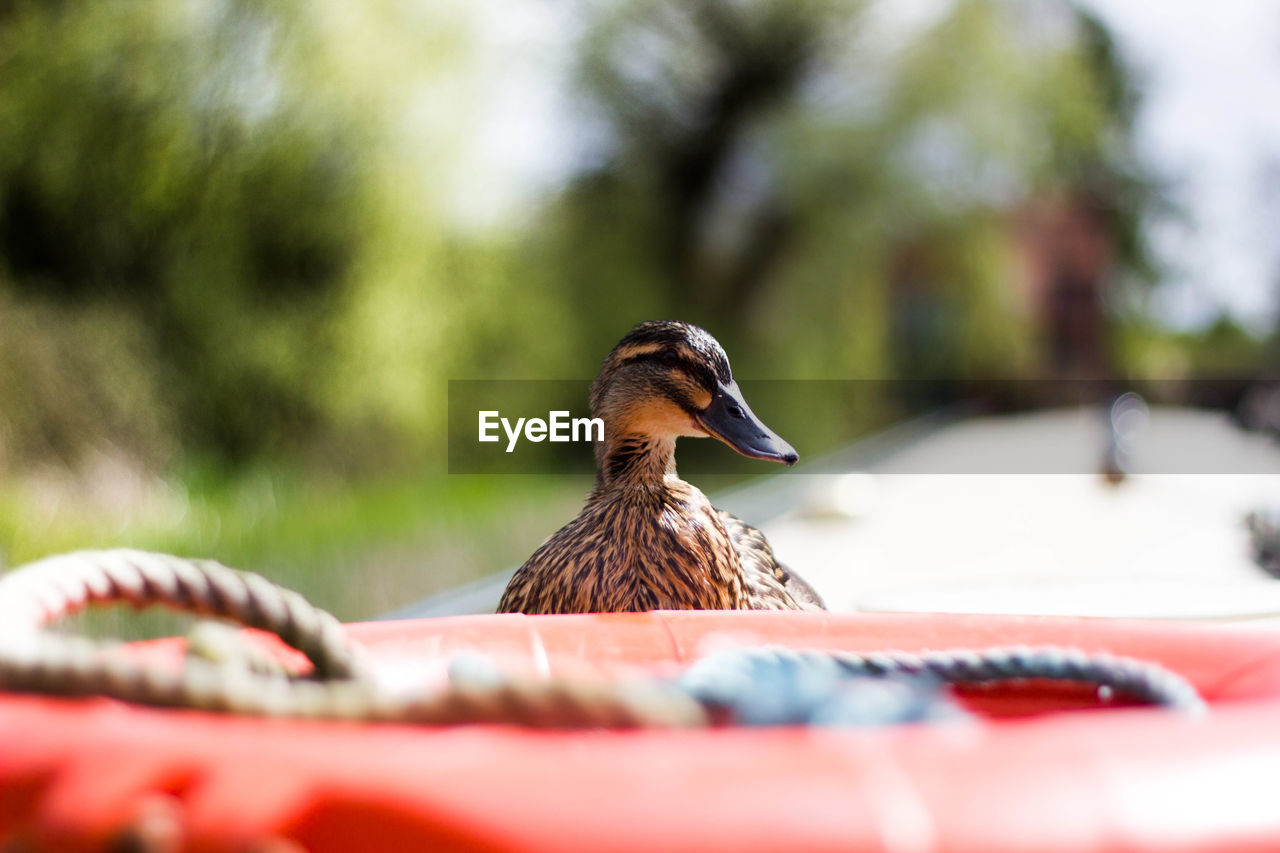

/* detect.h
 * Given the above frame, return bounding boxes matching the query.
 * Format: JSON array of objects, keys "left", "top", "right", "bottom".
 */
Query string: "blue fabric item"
[{"left": 678, "top": 648, "right": 967, "bottom": 727}]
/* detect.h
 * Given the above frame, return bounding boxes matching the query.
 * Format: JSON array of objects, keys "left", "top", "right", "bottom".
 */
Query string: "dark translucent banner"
[{"left": 447, "top": 379, "right": 1280, "bottom": 475}]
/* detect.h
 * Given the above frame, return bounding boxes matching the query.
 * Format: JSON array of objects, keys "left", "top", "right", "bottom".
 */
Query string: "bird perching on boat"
[{"left": 498, "top": 320, "right": 826, "bottom": 614}]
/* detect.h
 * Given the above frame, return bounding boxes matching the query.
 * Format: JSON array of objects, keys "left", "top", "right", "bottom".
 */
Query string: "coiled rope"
[
  {"left": 680, "top": 645, "right": 1206, "bottom": 725},
  {"left": 0, "top": 550, "right": 1206, "bottom": 727}
]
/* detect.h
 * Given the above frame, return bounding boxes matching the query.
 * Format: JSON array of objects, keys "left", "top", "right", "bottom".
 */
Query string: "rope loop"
[{"left": 0, "top": 549, "right": 363, "bottom": 680}]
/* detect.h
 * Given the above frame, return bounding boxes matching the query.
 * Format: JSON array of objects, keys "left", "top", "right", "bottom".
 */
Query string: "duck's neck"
[{"left": 594, "top": 430, "right": 678, "bottom": 492}]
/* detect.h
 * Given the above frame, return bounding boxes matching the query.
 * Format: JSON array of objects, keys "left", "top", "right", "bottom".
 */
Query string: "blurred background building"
[{"left": 0, "top": 0, "right": 1276, "bottom": 621}]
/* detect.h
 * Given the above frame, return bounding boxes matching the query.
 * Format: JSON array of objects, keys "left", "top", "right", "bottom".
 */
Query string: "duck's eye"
[{"left": 659, "top": 349, "right": 681, "bottom": 367}]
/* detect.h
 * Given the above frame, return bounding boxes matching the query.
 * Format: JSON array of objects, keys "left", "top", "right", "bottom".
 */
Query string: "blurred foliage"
[
  {"left": 0, "top": 459, "right": 586, "bottom": 619},
  {"left": 0, "top": 294, "right": 173, "bottom": 471},
  {"left": 0, "top": 0, "right": 1188, "bottom": 473},
  {"left": 2, "top": 0, "right": 356, "bottom": 461},
  {"left": 1, "top": 0, "right": 1274, "bottom": 603},
  {"left": 536, "top": 0, "right": 1182, "bottom": 391},
  {"left": 1169, "top": 315, "right": 1278, "bottom": 377},
  {"left": 0, "top": 0, "right": 557, "bottom": 473}
]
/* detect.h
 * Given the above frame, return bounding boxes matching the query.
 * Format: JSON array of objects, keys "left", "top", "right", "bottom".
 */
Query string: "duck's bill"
[{"left": 695, "top": 381, "right": 799, "bottom": 466}]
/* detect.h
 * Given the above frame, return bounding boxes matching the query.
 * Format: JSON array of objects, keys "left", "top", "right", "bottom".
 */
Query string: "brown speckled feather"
[
  {"left": 718, "top": 510, "right": 826, "bottom": 610},
  {"left": 498, "top": 480, "right": 747, "bottom": 613}
]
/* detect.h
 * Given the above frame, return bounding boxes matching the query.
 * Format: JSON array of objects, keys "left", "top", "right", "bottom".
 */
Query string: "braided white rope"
[
  {"left": 0, "top": 550, "right": 707, "bottom": 727},
  {"left": 0, "top": 549, "right": 362, "bottom": 679}
]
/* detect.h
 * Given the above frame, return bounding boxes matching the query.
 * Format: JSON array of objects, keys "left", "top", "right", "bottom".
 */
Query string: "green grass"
[{"left": 0, "top": 462, "right": 591, "bottom": 633}]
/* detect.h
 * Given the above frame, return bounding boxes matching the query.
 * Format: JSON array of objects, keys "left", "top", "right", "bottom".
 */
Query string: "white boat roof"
[{"left": 765, "top": 406, "right": 1280, "bottom": 622}]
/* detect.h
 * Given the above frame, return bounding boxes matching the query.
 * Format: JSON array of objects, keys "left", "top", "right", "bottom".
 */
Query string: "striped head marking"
[{"left": 589, "top": 321, "right": 797, "bottom": 466}]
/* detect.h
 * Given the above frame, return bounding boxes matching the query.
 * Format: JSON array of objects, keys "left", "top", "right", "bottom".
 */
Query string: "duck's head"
[{"left": 590, "top": 320, "right": 798, "bottom": 466}]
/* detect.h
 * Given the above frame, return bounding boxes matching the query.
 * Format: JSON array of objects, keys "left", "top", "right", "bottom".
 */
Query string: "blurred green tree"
[
  {"left": 0, "top": 0, "right": 535, "bottom": 472},
  {"left": 1, "top": 1, "right": 357, "bottom": 461},
  {"left": 541, "top": 0, "right": 1164, "bottom": 401}
]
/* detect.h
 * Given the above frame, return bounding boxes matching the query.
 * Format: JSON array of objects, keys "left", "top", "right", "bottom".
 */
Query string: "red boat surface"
[{"left": 4, "top": 610, "right": 1280, "bottom": 852}]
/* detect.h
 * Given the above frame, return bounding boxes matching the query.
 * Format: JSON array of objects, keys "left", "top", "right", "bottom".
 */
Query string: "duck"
[{"left": 497, "top": 320, "right": 826, "bottom": 614}]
